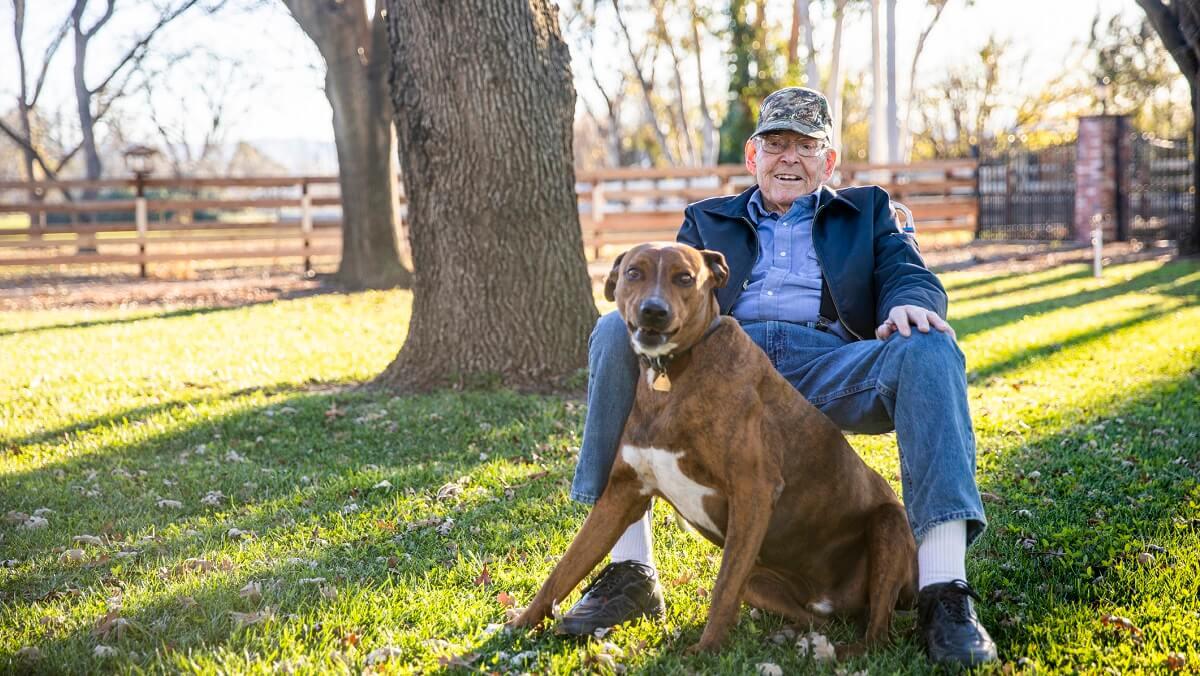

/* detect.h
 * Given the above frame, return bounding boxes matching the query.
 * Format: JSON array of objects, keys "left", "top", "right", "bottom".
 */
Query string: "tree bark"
[
  {"left": 690, "top": 0, "right": 718, "bottom": 165},
  {"left": 282, "top": 0, "right": 412, "bottom": 290},
  {"left": 376, "top": 0, "right": 596, "bottom": 392},
  {"left": 1136, "top": 0, "right": 1200, "bottom": 254}
]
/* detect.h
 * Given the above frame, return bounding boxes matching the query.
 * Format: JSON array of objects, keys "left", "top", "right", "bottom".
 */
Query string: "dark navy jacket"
[{"left": 676, "top": 184, "right": 948, "bottom": 341}]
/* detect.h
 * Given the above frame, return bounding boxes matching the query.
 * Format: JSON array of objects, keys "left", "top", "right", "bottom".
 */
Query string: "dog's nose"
[{"left": 638, "top": 298, "right": 670, "bottom": 328}]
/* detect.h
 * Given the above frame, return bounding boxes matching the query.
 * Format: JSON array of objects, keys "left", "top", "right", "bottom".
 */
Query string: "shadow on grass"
[
  {"left": 950, "top": 266, "right": 1095, "bottom": 304},
  {"left": 954, "top": 261, "right": 1200, "bottom": 340},
  {"left": 0, "top": 286, "right": 334, "bottom": 339},
  {"left": 1, "top": 385, "right": 585, "bottom": 671}
]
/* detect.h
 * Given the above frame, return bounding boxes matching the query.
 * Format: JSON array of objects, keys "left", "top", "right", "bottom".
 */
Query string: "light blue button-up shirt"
[{"left": 730, "top": 188, "right": 850, "bottom": 340}]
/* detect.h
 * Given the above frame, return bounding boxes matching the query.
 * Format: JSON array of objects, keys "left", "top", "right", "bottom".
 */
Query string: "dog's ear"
[
  {"left": 604, "top": 251, "right": 628, "bottom": 302},
  {"left": 701, "top": 250, "right": 729, "bottom": 289}
]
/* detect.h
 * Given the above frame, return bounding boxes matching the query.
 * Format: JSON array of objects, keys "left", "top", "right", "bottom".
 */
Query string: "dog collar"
[{"left": 638, "top": 316, "right": 724, "bottom": 392}]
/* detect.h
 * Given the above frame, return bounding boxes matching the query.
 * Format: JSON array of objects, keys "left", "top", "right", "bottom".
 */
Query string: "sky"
[{"left": 0, "top": 0, "right": 1146, "bottom": 164}]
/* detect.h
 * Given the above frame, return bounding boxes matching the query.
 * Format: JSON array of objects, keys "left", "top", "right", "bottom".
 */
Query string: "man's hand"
[{"left": 875, "top": 305, "right": 956, "bottom": 340}]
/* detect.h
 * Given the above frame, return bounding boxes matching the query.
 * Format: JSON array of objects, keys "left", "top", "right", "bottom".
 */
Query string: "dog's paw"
[{"left": 684, "top": 639, "right": 722, "bottom": 655}]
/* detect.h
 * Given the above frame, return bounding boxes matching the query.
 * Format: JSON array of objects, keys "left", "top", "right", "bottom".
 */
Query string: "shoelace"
[
  {"left": 937, "top": 582, "right": 983, "bottom": 623},
  {"left": 581, "top": 563, "right": 643, "bottom": 599}
]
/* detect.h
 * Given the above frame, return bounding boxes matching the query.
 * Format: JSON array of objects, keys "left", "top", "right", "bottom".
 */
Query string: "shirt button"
[
  {"left": 766, "top": 291, "right": 774, "bottom": 296},
  {"left": 780, "top": 252, "right": 787, "bottom": 257}
]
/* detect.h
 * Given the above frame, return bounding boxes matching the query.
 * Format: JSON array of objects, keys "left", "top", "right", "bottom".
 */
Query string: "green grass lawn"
[{"left": 2, "top": 258, "right": 1198, "bottom": 674}]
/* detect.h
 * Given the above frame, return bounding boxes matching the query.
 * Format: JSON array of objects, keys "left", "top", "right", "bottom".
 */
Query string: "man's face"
[{"left": 744, "top": 131, "right": 837, "bottom": 214}]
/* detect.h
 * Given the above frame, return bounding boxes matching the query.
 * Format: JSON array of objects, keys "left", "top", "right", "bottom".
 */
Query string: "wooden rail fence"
[{"left": 0, "top": 161, "right": 976, "bottom": 273}]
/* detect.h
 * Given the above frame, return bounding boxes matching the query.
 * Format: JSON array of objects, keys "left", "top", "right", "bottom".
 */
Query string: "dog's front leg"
[
  {"left": 508, "top": 470, "right": 650, "bottom": 630},
  {"left": 691, "top": 444, "right": 781, "bottom": 653}
]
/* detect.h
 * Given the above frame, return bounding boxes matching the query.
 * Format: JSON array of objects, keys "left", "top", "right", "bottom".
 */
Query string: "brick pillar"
[{"left": 1074, "top": 115, "right": 1131, "bottom": 244}]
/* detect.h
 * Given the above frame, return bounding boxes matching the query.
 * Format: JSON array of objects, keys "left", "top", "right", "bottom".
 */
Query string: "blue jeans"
[{"left": 570, "top": 311, "right": 987, "bottom": 546}]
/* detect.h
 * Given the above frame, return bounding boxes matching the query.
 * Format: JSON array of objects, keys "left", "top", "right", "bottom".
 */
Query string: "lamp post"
[
  {"left": 122, "top": 145, "right": 159, "bottom": 278},
  {"left": 1095, "top": 76, "right": 1113, "bottom": 115}
]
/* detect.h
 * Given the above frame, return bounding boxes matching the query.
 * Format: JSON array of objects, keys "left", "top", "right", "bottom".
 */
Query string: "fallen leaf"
[
  {"left": 4, "top": 510, "right": 30, "bottom": 525},
  {"left": 73, "top": 534, "right": 104, "bottom": 546},
  {"left": 756, "top": 663, "right": 783, "bottom": 676},
  {"left": 230, "top": 607, "right": 275, "bottom": 627},
  {"left": 319, "top": 584, "right": 338, "bottom": 600},
  {"left": 1167, "top": 652, "right": 1188, "bottom": 671},
  {"left": 324, "top": 403, "right": 345, "bottom": 420},
  {"left": 200, "top": 490, "right": 225, "bottom": 506},
  {"left": 670, "top": 571, "right": 695, "bottom": 587},
  {"left": 20, "top": 516, "right": 49, "bottom": 530},
  {"left": 179, "top": 596, "right": 197, "bottom": 609},
  {"left": 93, "top": 610, "right": 131, "bottom": 640},
  {"left": 156, "top": 499, "right": 183, "bottom": 509},
  {"left": 59, "top": 549, "right": 86, "bottom": 563},
  {"left": 373, "top": 480, "right": 393, "bottom": 490},
  {"left": 797, "top": 631, "right": 836, "bottom": 661},
  {"left": 497, "top": 591, "right": 516, "bottom": 608},
  {"left": 16, "top": 647, "right": 42, "bottom": 661},
  {"left": 438, "top": 652, "right": 481, "bottom": 668},
  {"left": 93, "top": 645, "right": 119, "bottom": 658},
  {"left": 364, "top": 646, "right": 403, "bottom": 665},
  {"left": 239, "top": 581, "right": 262, "bottom": 602},
  {"left": 474, "top": 563, "right": 492, "bottom": 587},
  {"left": 1100, "top": 613, "right": 1144, "bottom": 642}
]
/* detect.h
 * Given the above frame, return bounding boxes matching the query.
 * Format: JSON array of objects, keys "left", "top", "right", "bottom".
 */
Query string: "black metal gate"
[
  {"left": 1126, "top": 133, "right": 1193, "bottom": 243},
  {"left": 977, "top": 143, "right": 1077, "bottom": 240}
]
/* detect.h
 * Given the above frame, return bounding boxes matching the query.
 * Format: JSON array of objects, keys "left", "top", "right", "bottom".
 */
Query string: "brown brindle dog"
[{"left": 509, "top": 242, "right": 917, "bottom": 654}]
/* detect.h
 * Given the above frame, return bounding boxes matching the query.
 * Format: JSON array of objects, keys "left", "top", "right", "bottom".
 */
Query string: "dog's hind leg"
[
  {"left": 508, "top": 469, "right": 651, "bottom": 629},
  {"left": 742, "top": 567, "right": 830, "bottom": 630},
  {"left": 860, "top": 502, "right": 917, "bottom": 647}
]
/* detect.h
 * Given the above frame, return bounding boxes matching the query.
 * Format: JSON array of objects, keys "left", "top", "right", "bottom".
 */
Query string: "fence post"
[
  {"left": 590, "top": 181, "right": 604, "bottom": 260},
  {"left": 301, "top": 179, "right": 313, "bottom": 275},
  {"left": 135, "top": 172, "right": 148, "bottom": 278},
  {"left": 1092, "top": 213, "right": 1104, "bottom": 278}
]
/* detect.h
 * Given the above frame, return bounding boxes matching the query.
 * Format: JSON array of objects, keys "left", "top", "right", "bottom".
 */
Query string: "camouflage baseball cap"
[{"left": 752, "top": 87, "right": 833, "bottom": 140}]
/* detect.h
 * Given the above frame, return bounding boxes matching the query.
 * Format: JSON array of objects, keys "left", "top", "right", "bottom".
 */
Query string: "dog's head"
[{"left": 604, "top": 243, "right": 729, "bottom": 357}]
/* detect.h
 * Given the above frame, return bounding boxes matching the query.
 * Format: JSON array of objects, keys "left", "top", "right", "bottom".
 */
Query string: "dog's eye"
[
  {"left": 625, "top": 268, "right": 642, "bottom": 281},
  {"left": 676, "top": 273, "right": 695, "bottom": 286}
]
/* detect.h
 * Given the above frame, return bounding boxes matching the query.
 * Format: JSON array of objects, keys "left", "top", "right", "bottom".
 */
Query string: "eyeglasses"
[{"left": 757, "top": 135, "right": 828, "bottom": 157}]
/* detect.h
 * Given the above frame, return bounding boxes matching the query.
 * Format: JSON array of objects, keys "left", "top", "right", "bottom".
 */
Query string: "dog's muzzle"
[{"left": 632, "top": 297, "right": 673, "bottom": 347}]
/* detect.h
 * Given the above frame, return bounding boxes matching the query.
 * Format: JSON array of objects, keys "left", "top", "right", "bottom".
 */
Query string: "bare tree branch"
[
  {"left": 1136, "top": 0, "right": 1200, "bottom": 77},
  {"left": 88, "top": 0, "right": 202, "bottom": 97}
]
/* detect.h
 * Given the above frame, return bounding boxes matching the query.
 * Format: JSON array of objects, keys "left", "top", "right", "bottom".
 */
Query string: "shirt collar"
[{"left": 747, "top": 187, "right": 820, "bottom": 225}]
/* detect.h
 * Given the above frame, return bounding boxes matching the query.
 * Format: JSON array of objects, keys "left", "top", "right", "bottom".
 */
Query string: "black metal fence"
[
  {"left": 977, "top": 143, "right": 1077, "bottom": 241},
  {"left": 1126, "top": 133, "right": 1193, "bottom": 243}
]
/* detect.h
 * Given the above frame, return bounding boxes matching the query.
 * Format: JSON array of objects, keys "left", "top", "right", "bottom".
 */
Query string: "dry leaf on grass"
[
  {"left": 93, "top": 610, "right": 132, "bottom": 640},
  {"left": 59, "top": 548, "right": 87, "bottom": 563},
  {"left": 200, "top": 491, "right": 225, "bottom": 506},
  {"left": 156, "top": 499, "right": 183, "bottom": 509},
  {"left": 474, "top": 563, "right": 492, "bottom": 587},
  {"left": 1167, "top": 652, "right": 1188, "bottom": 671},
  {"left": 756, "top": 664, "right": 783, "bottom": 676},
  {"left": 364, "top": 646, "right": 403, "bottom": 665},
  {"left": 16, "top": 647, "right": 42, "bottom": 661},
  {"left": 797, "top": 632, "right": 837, "bottom": 661},
  {"left": 497, "top": 591, "right": 516, "bottom": 607},
  {"left": 93, "top": 645, "right": 119, "bottom": 658},
  {"left": 1100, "top": 613, "right": 1144, "bottom": 642},
  {"left": 230, "top": 607, "right": 275, "bottom": 628},
  {"left": 239, "top": 581, "right": 262, "bottom": 602},
  {"left": 20, "top": 516, "right": 49, "bottom": 530},
  {"left": 73, "top": 534, "right": 104, "bottom": 546}
]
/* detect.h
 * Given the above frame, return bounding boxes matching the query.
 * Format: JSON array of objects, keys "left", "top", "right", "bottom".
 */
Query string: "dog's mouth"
[{"left": 628, "top": 323, "right": 676, "bottom": 348}]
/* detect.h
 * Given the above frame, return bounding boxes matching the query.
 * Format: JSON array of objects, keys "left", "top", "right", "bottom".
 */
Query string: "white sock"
[
  {"left": 610, "top": 511, "right": 654, "bottom": 567},
  {"left": 918, "top": 519, "right": 968, "bottom": 589}
]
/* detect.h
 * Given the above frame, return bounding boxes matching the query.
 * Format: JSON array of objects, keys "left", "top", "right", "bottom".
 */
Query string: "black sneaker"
[
  {"left": 918, "top": 580, "right": 999, "bottom": 666},
  {"left": 556, "top": 561, "right": 665, "bottom": 636}
]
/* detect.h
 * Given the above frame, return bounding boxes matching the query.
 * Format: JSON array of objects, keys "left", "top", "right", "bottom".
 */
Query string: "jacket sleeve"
[
  {"left": 676, "top": 205, "right": 704, "bottom": 248},
  {"left": 870, "top": 188, "right": 948, "bottom": 325}
]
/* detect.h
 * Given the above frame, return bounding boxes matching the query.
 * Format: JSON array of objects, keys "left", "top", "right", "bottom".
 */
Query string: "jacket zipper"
[{"left": 811, "top": 201, "right": 862, "bottom": 340}]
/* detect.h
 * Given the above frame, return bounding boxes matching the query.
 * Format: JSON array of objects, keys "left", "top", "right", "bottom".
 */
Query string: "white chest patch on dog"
[
  {"left": 807, "top": 599, "right": 834, "bottom": 616},
  {"left": 620, "top": 445, "right": 720, "bottom": 535}
]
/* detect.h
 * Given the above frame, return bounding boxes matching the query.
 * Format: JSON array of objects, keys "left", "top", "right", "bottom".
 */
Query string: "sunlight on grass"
[{"left": 2, "top": 259, "right": 1198, "bottom": 673}]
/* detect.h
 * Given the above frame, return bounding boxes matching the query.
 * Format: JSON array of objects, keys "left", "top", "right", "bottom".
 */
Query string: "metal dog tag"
[{"left": 652, "top": 371, "right": 672, "bottom": 392}]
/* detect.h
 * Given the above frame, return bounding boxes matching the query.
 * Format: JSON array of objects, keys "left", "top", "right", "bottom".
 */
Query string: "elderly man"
[{"left": 561, "top": 87, "right": 996, "bottom": 666}]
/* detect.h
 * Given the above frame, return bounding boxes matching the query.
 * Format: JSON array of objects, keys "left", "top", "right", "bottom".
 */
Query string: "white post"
[
  {"left": 136, "top": 196, "right": 148, "bottom": 278},
  {"left": 301, "top": 180, "right": 313, "bottom": 275},
  {"left": 590, "top": 182, "right": 605, "bottom": 260},
  {"left": 1091, "top": 213, "right": 1103, "bottom": 278}
]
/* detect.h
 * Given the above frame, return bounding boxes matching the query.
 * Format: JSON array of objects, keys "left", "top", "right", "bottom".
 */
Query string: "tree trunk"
[
  {"left": 869, "top": 0, "right": 887, "bottom": 164},
  {"left": 690, "top": 2, "right": 718, "bottom": 165},
  {"left": 71, "top": 24, "right": 101, "bottom": 183},
  {"left": 1192, "top": 81, "right": 1200, "bottom": 254},
  {"left": 827, "top": 0, "right": 847, "bottom": 150},
  {"left": 376, "top": 0, "right": 596, "bottom": 392},
  {"left": 886, "top": 0, "right": 899, "bottom": 163},
  {"left": 901, "top": 0, "right": 948, "bottom": 162},
  {"left": 283, "top": 0, "right": 412, "bottom": 290}
]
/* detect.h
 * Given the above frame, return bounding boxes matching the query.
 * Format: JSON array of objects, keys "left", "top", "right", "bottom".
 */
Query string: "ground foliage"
[{"left": 1, "top": 259, "right": 1199, "bottom": 673}]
